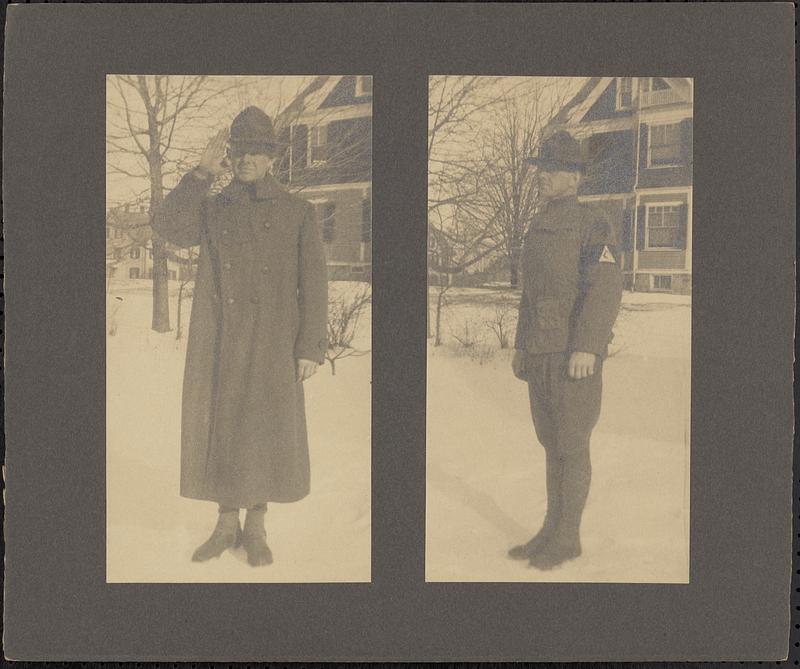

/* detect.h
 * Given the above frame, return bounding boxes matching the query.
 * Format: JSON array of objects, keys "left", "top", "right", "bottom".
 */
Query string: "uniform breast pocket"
[{"left": 534, "top": 296, "right": 565, "bottom": 330}]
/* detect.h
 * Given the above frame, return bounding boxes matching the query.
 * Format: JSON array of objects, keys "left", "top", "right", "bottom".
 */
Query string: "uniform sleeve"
[
  {"left": 151, "top": 170, "right": 214, "bottom": 248},
  {"left": 294, "top": 202, "right": 329, "bottom": 364},
  {"left": 571, "top": 213, "right": 623, "bottom": 356},
  {"left": 513, "top": 285, "right": 532, "bottom": 351}
]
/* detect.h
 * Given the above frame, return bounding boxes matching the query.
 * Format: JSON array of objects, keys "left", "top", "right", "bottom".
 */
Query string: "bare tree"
[
  {"left": 107, "top": 75, "right": 242, "bottom": 332},
  {"left": 477, "top": 79, "right": 576, "bottom": 287},
  {"left": 325, "top": 285, "right": 371, "bottom": 376}
]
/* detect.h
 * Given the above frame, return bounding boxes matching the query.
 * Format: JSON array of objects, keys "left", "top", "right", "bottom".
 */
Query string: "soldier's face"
[
  {"left": 538, "top": 168, "right": 580, "bottom": 201},
  {"left": 229, "top": 151, "right": 275, "bottom": 183}
]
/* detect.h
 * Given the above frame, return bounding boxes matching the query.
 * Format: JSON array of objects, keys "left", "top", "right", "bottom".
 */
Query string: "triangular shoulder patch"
[{"left": 598, "top": 245, "right": 616, "bottom": 264}]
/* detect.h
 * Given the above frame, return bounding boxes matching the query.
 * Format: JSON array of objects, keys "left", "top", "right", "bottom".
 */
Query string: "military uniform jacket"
[
  {"left": 152, "top": 171, "right": 328, "bottom": 508},
  {"left": 514, "top": 196, "right": 623, "bottom": 357}
]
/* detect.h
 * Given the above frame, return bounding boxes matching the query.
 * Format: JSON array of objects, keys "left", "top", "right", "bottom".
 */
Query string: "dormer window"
[
  {"left": 355, "top": 75, "right": 372, "bottom": 97},
  {"left": 616, "top": 77, "right": 633, "bottom": 110}
]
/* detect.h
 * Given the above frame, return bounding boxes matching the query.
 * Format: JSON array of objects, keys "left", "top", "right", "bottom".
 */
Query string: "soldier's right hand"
[
  {"left": 511, "top": 350, "right": 528, "bottom": 381},
  {"left": 196, "top": 128, "right": 230, "bottom": 178}
]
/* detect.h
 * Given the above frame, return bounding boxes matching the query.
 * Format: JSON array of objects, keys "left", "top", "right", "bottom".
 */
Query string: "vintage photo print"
[
  {"left": 427, "top": 76, "right": 692, "bottom": 582},
  {"left": 106, "top": 75, "right": 372, "bottom": 582}
]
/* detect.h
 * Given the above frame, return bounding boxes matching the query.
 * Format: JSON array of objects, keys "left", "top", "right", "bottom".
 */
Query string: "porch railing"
[{"left": 640, "top": 88, "right": 687, "bottom": 108}]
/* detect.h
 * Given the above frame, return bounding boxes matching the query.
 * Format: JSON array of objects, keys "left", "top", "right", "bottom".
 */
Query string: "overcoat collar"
[{"left": 220, "top": 173, "right": 286, "bottom": 203}]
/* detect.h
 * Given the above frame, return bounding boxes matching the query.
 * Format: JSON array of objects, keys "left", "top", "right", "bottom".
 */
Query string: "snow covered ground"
[
  {"left": 426, "top": 287, "right": 690, "bottom": 583},
  {"left": 106, "top": 279, "right": 371, "bottom": 583}
]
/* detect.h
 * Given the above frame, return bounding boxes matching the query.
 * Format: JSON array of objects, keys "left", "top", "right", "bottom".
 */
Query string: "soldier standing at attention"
[{"left": 509, "top": 130, "right": 623, "bottom": 570}]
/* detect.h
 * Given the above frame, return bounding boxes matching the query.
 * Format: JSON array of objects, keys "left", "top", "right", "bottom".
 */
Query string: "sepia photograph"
[
  {"left": 106, "top": 74, "right": 372, "bottom": 582},
  {"left": 427, "top": 76, "right": 692, "bottom": 582}
]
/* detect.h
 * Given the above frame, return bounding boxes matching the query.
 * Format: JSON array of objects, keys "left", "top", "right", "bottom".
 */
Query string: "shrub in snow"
[
  {"left": 325, "top": 283, "right": 371, "bottom": 375},
  {"left": 483, "top": 301, "right": 518, "bottom": 349}
]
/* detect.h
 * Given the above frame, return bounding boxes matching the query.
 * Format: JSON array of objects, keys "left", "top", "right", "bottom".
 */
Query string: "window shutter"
[
  {"left": 676, "top": 204, "right": 689, "bottom": 249},
  {"left": 680, "top": 118, "right": 693, "bottom": 167},
  {"left": 638, "top": 123, "right": 648, "bottom": 170},
  {"left": 636, "top": 206, "right": 646, "bottom": 250},
  {"left": 292, "top": 124, "right": 308, "bottom": 170}
]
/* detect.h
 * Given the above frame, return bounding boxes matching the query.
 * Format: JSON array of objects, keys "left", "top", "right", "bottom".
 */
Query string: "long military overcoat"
[{"left": 153, "top": 170, "right": 328, "bottom": 508}]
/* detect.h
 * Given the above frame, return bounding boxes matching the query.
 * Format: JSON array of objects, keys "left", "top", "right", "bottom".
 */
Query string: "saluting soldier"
[
  {"left": 153, "top": 107, "right": 328, "bottom": 567},
  {"left": 509, "top": 130, "right": 623, "bottom": 570}
]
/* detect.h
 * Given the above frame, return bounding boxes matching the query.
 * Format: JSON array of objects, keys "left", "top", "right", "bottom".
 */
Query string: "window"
[
  {"left": 168, "top": 270, "right": 177, "bottom": 281},
  {"left": 653, "top": 275, "right": 673, "bottom": 291},
  {"left": 648, "top": 123, "right": 682, "bottom": 166},
  {"left": 309, "top": 125, "right": 329, "bottom": 164},
  {"left": 350, "top": 265, "right": 366, "bottom": 274},
  {"left": 129, "top": 267, "right": 140, "bottom": 279},
  {"left": 640, "top": 77, "right": 670, "bottom": 93},
  {"left": 130, "top": 247, "right": 140, "bottom": 259},
  {"left": 616, "top": 77, "right": 633, "bottom": 110},
  {"left": 646, "top": 204, "right": 682, "bottom": 249},
  {"left": 316, "top": 202, "right": 336, "bottom": 242},
  {"left": 114, "top": 227, "right": 123, "bottom": 239},
  {"left": 355, "top": 76, "right": 372, "bottom": 97},
  {"left": 113, "top": 248, "right": 123, "bottom": 260},
  {"left": 361, "top": 199, "right": 372, "bottom": 243}
]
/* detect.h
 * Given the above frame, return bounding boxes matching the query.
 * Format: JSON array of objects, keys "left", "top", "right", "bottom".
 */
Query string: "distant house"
[
  {"left": 106, "top": 204, "right": 193, "bottom": 281},
  {"left": 545, "top": 77, "right": 693, "bottom": 294},
  {"left": 276, "top": 75, "right": 372, "bottom": 281}
]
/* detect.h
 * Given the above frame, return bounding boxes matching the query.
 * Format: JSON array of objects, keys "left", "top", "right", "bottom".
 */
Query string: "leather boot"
[
  {"left": 191, "top": 509, "right": 242, "bottom": 562},
  {"left": 508, "top": 524, "right": 553, "bottom": 560},
  {"left": 242, "top": 503, "right": 273, "bottom": 567}
]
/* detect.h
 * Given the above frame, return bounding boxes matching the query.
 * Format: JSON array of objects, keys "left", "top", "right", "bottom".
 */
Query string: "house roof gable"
[{"left": 548, "top": 77, "right": 692, "bottom": 132}]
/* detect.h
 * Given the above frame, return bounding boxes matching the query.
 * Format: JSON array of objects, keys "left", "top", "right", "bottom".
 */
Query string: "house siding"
[
  {"left": 290, "top": 116, "right": 372, "bottom": 188},
  {"left": 283, "top": 76, "right": 373, "bottom": 282},
  {"left": 637, "top": 250, "right": 686, "bottom": 270},
  {"left": 304, "top": 187, "right": 372, "bottom": 281},
  {"left": 579, "top": 130, "right": 635, "bottom": 195},
  {"left": 319, "top": 75, "right": 372, "bottom": 108},
  {"left": 583, "top": 78, "right": 635, "bottom": 122}
]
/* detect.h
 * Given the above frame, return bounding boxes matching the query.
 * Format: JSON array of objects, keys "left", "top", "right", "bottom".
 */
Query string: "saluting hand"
[
  {"left": 196, "top": 128, "right": 230, "bottom": 178},
  {"left": 296, "top": 358, "right": 319, "bottom": 383},
  {"left": 568, "top": 352, "right": 597, "bottom": 380}
]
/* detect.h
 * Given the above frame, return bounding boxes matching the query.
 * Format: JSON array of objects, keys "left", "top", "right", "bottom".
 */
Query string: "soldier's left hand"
[
  {"left": 568, "top": 352, "right": 597, "bottom": 380},
  {"left": 296, "top": 358, "right": 319, "bottom": 382}
]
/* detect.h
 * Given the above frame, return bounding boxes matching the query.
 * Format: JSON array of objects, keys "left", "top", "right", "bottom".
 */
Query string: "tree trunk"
[
  {"left": 509, "top": 244, "right": 521, "bottom": 288},
  {"left": 434, "top": 282, "right": 446, "bottom": 346},
  {"left": 149, "top": 157, "right": 170, "bottom": 332},
  {"left": 176, "top": 282, "right": 184, "bottom": 340},
  {"left": 328, "top": 357, "right": 336, "bottom": 375}
]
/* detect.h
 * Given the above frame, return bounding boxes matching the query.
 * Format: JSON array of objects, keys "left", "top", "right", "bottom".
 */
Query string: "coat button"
[
  {"left": 263, "top": 221, "right": 271, "bottom": 229},
  {"left": 223, "top": 262, "right": 232, "bottom": 270},
  {"left": 250, "top": 296, "right": 260, "bottom": 304},
  {"left": 226, "top": 297, "right": 235, "bottom": 305},
  {"left": 222, "top": 229, "right": 229, "bottom": 235},
  {"left": 261, "top": 266, "right": 269, "bottom": 274}
]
